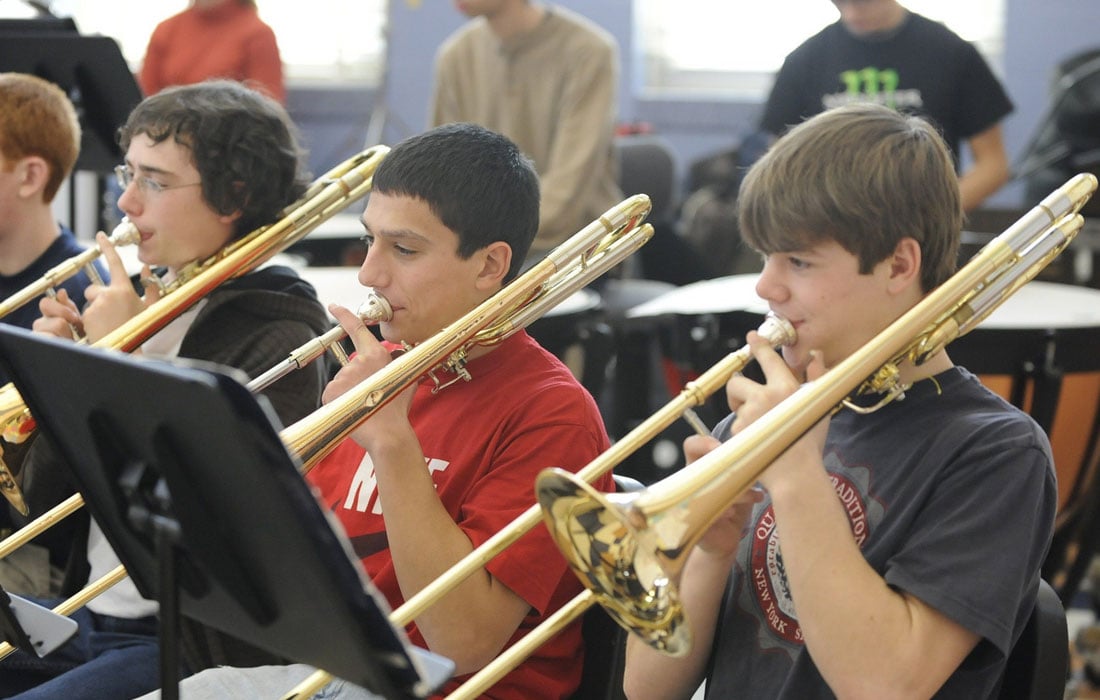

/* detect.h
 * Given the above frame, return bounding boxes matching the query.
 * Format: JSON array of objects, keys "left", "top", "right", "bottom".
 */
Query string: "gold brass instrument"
[
  {"left": 0, "top": 146, "right": 389, "bottom": 515},
  {"left": 509, "top": 170, "right": 1099, "bottom": 691},
  {"left": 0, "top": 218, "right": 141, "bottom": 321},
  {"left": 246, "top": 291, "right": 394, "bottom": 393}
]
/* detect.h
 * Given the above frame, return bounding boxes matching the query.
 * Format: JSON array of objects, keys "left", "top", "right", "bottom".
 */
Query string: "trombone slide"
[
  {"left": 0, "top": 219, "right": 139, "bottom": 321},
  {"left": 246, "top": 291, "right": 394, "bottom": 393}
]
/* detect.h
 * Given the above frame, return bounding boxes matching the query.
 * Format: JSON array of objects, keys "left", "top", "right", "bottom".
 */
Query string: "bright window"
[
  {"left": 636, "top": 0, "right": 1005, "bottom": 99},
  {"left": 48, "top": 1, "right": 386, "bottom": 84}
]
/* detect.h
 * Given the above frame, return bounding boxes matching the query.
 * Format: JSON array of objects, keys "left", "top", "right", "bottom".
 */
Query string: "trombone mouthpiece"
[
  {"left": 108, "top": 218, "right": 141, "bottom": 247},
  {"left": 357, "top": 288, "right": 393, "bottom": 324},
  {"left": 760, "top": 312, "right": 797, "bottom": 347}
]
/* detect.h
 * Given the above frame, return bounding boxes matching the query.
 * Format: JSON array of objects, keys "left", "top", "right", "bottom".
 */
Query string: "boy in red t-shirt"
[{"left": 167, "top": 123, "right": 614, "bottom": 699}]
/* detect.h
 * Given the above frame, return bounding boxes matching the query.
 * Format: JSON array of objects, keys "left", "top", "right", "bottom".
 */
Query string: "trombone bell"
[{"left": 536, "top": 470, "right": 691, "bottom": 656}]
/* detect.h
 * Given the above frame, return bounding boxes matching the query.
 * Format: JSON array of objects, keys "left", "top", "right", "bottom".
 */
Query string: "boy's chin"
[{"left": 781, "top": 347, "right": 808, "bottom": 374}]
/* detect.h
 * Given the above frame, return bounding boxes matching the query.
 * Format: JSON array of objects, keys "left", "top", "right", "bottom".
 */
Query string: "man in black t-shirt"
[{"left": 760, "top": 0, "right": 1013, "bottom": 212}]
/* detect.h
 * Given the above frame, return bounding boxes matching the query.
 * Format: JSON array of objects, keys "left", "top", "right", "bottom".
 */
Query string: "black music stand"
[
  {"left": 0, "top": 31, "right": 141, "bottom": 172},
  {"left": 0, "top": 326, "right": 453, "bottom": 699}
]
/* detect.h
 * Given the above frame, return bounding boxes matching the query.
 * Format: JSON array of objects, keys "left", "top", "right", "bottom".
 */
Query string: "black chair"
[
  {"left": 1016, "top": 48, "right": 1100, "bottom": 222},
  {"left": 571, "top": 604, "right": 628, "bottom": 700},
  {"left": 616, "top": 134, "right": 676, "bottom": 231},
  {"left": 997, "top": 578, "right": 1069, "bottom": 700},
  {"left": 614, "top": 133, "right": 710, "bottom": 287},
  {"left": 568, "top": 475, "right": 644, "bottom": 700}
]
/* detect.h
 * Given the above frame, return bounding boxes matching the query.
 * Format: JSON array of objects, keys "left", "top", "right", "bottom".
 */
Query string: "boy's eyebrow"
[
  {"left": 359, "top": 223, "right": 431, "bottom": 244},
  {"left": 778, "top": 242, "right": 825, "bottom": 256},
  {"left": 124, "top": 159, "right": 177, "bottom": 179}
]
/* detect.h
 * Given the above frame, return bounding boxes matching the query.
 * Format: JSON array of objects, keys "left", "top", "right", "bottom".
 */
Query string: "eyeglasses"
[{"left": 114, "top": 164, "right": 202, "bottom": 195}]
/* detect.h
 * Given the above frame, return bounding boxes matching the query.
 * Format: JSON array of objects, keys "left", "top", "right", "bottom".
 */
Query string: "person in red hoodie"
[{"left": 138, "top": 0, "right": 285, "bottom": 104}]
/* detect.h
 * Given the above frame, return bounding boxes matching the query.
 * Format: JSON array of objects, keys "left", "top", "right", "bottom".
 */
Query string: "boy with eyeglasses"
[{"left": 0, "top": 79, "right": 332, "bottom": 700}]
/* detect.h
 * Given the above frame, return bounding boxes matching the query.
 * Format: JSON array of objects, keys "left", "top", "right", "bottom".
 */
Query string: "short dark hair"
[
  {"left": 372, "top": 123, "right": 540, "bottom": 283},
  {"left": 739, "top": 103, "right": 962, "bottom": 292},
  {"left": 118, "top": 79, "right": 307, "bottom": 238}
]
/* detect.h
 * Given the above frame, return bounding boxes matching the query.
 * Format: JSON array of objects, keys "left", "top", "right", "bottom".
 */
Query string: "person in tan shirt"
[{"left": 430, "top": 0, "right": 622, "bottom": 264}]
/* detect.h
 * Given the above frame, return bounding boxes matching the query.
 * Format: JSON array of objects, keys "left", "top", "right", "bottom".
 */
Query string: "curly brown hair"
[{"left": 118, "top": 79, "right": 307, "bottom": 239}]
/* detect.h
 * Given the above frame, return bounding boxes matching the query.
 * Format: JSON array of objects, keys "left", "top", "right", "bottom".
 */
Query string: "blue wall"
[{"left": 290, "top": 0, "right": 1100, "bottom": 210}]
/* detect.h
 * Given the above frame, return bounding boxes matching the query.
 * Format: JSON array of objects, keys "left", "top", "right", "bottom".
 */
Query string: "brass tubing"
[
  {"left": 0, "top": 493, "right": 84, "bottom": 559},
  {"left": 0, "top": 219, "right": 140, "bottom": 321},
  {"left": 246, "top": 292, "right": 394, "bottom": 394}
]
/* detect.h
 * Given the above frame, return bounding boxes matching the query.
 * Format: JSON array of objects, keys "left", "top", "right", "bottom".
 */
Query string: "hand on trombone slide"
[
  {"left": 33, "top": 232, "right": 161, "bottom": 344},
  {"left": 681, "top": 331, "right": 830, "bottom": 558},
  {"left": 684, "top": 433, "right": 765, "bottom": 561},
  {"left": 723, "top": 332, "right": 830, "bottom": 490},
  {"left": 321, "top": 302, "right": 416, "bottom": 451}
]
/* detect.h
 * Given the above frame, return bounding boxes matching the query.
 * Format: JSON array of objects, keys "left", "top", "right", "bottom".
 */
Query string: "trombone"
[
  {"left": 0, "top": 218, "right": 141, "bottom": 322},
  {"left": 0, "top": 146, "right": 389, "bottom": 515},
  {"left": 247, "top": 292, "right": 393, "bottom": 393}
]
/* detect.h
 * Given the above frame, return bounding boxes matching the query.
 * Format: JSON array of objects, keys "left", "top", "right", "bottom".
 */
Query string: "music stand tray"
[{"left": 0, "top": 326, "right": 452, "bottom": 698}]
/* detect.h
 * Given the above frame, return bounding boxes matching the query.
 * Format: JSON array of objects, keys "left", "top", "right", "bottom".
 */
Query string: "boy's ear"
[
  {"left": 216, "top": 181, "right": 245, "bottom": 225},
  {"left": 16, "top": 156, "right": 50, "bottom": 200},
  {"left": 216, "top": 210, "right": 243, "bottom": 225},
  {"left": 476, "top": 241, "right": 513, "bottom": 290},
  {"left": 887, "top": 237, "right": 922, "bottom": 293}
]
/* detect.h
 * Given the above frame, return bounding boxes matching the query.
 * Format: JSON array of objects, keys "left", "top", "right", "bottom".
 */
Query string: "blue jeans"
[
  {"left": 0, "top": 599, "right": 169, "bottom": 700},
  {"left": 136, "top": 664, "right": 383, "bottom": 700}
]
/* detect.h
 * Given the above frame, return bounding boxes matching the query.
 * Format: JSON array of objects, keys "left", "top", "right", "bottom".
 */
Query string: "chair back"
[
  {"left": 997, "top": 578, "right": 1069, "bottom": 700},
  {"left": 615, "top": 135, "right": 676, "bottom": 226}
]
